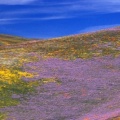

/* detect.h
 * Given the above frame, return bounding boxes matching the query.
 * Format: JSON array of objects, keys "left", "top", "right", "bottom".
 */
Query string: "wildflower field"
[{"left": 0, "top": 28, "right": 120, "bottom": 120}]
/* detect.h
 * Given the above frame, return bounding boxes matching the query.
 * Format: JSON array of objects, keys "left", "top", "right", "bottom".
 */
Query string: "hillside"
[
  {"left": 1, "top": 26, "right": 120, "bottom": 60},
  {"left": 0, "top": 27, "right": 120, "bottom": 120},
  {"left": 0, "top": 34, "right": 29, "bottom": 45}
]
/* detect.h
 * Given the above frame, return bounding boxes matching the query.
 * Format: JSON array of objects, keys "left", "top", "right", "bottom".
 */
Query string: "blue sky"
[{"left": 0, "top": 0, "right": 120, "bottom": 39}]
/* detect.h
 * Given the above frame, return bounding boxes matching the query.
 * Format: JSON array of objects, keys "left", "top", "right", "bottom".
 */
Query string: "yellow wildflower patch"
[{"left": 0, "top": 68, "right": 33, "bottom": 85}]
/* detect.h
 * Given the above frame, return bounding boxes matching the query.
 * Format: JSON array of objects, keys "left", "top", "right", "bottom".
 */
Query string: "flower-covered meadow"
[{"left": 0, "top": 28, "right": 120, "bottom": 119}]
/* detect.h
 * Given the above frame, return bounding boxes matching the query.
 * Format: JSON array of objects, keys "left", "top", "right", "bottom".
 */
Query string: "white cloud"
[
  {"left": 0, "top": 0, "right": 120, "bottom": 24},
  {"left": 80, "top": 0, "right": 120, "bottom": 13},
  {"left": 0, "top": 15, "right": 72, "bottom": 24},
  {"left": 0, "top": 18, "right": 21, "bottom": 24},
  {"left": 0, "top": 0, "right": 36, "bottom": 5}
]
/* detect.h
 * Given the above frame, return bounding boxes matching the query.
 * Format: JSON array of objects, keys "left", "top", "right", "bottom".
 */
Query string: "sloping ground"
[
  {"left": 0, "top": 27, "right": 120, "bottom": 120},
  {"left": 0, "top": 55, "right": 120, "bottom": 120},
  {"left": 0, "top": 27, "right": 120, "bottom": 61},
  {"left": 0, "top": 34, "right": 29, "bottom": 45}
]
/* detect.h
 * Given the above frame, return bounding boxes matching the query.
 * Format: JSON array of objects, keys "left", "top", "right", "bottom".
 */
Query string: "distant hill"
[
  {"left": 0, "top": 34, "right": 29, "bottom": 45},
  {"left": 23, "top": 26, "right": 119, "bottom": 59},
  {"left": 0, "top": 26, "right": 120, "bottom": 59}
]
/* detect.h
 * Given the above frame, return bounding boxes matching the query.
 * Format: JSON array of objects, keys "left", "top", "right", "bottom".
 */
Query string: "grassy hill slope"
[
  {"left": 0, "top": 26, "right": 120, "bottom": 61},
  {"left": 5, "top": 27, "right": 120, "bottom": 57},
  {"left": 0, "top": 34, "right": 29, "bottom": 45}
]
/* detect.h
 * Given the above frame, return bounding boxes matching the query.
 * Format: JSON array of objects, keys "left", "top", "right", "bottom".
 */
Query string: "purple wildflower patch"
[{"left": 0, "top": 55, "right": 119, "bottom": 120}]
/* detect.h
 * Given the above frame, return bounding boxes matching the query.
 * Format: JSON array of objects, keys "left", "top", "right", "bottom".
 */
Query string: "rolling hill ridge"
[
  {"left": 0, "top": 26, "right": 120, "bottom": 120},
  {"left": 0, "top": 26, "right": 120, "bottom": 60}
]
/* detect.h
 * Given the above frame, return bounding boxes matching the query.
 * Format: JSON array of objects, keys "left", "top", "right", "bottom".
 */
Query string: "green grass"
[
  {"left": 0, "top": 79, "right": 35, "bottom": 108},
  {"left": 0, "top": 112, "right": 7, "bottom": 120}
]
